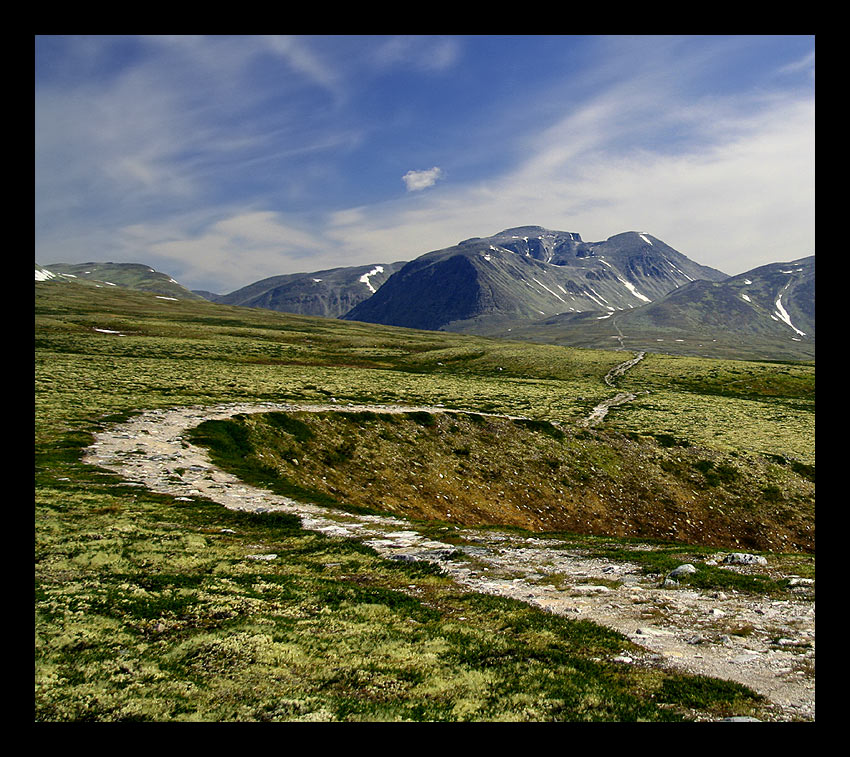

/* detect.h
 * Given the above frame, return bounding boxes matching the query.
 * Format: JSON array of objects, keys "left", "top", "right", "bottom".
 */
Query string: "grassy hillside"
[
  {"left": 41, "top": 261, "right": 206, "bottom": 301},
  {"left": 35, "top": 280, "right": 814, "bottom": 721}
]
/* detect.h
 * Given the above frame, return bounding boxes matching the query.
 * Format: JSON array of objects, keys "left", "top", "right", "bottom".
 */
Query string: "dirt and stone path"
[
  {"left": 83, "top": 400, "right": 815, "bottom": 722},
  {"left": 579, "top": 351, "right": 646, "bottom": 427}
]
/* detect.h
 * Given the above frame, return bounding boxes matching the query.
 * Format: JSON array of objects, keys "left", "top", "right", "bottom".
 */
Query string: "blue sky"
[{"left": 35, "top": 35, "right": 815, "bottom": 294}]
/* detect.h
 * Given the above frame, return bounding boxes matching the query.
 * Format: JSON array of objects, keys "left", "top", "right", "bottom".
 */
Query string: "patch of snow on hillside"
[
  {"left": 94, "top": 328, "right": 123, "bottom": 335},
  {"left": 665, "top": 259, "right": 694, "bottom": 281},
  {"left": 583, "top": 288, "right": 608, "bottom": 309},
  {"left": 156, "top": 296, "right": 178, "bottom": 301},
  {"left": 313, "top": 278, "right": 322, "bottom": 282},
  {"left": 744, "top": 279, "right": 752, "bottom": 284},
  {"left": 532, "top": 278, "right": 565, "bottom": 302},
  {"left": 359, "top": 265, "right": 384, "bottom": 293},
  {"left": 619, "top": 278, "right": 651, "bottom": 303},
  {"left": 741, "top": 294, "right": 751, "bottom": 302},
  {"left": 587, "top": 286, "right": 609, "bottom": 304},
  {"left": 639, "top": 233, "right": 653, "bottom": 245},
  {"left": 593, "top": 258, "right": 652, "bottom": 302},
  {"left": 774, "top": 294, "right": 806, "bottom": 336},
  {"left": 35, "top": 268, "right": 56, "bottom": 281}
]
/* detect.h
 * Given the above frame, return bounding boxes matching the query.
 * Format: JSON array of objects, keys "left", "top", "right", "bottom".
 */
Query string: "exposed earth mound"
[{"left": 190, "top": 409, "right": 814, "bottom": 554}]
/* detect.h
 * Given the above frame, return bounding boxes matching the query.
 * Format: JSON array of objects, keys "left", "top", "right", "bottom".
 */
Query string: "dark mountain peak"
[
  {"left": 343, "top": 226, "right": 730, "bottom": 332},
  {"left": 607, "top": 230, "right": 656, "bottom": 243},
  {"left": 485, "top": 227, "right": 587, "bottom": 265}
]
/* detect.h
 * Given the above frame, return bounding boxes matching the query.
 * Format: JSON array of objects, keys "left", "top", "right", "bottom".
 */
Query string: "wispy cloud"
[{"left": 371, "top": 35, "right": 461, "bottom": 73}]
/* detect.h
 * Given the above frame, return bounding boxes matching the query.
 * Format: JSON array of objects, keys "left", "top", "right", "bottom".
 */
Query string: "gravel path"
[
  {"left": 579, "top": 351, "right": 645, "bottom": 427},
  {"left": 83, "top": 401, "right": 815, "bottom": 722}
]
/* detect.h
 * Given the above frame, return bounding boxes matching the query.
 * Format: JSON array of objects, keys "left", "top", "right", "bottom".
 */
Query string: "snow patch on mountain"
[
  {"left": 775, "top": 294, "right": 806, "bottom": 337},
  {"left": 35, "top": 267, "right": 56, "bottom": 281},
  {"left": 359, "top": 265, "right": 385, "bottom": 293},
  {"left": 532, "top": 278, "right": 566, "bottom": 303}
]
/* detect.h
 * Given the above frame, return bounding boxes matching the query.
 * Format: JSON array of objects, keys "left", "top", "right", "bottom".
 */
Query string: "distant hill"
[
  {"left": 342, "top": 227, "right": 728, "bottom": 332},
  {"left": 482, "top": 256, "right": 815, "bottom": 361},
  {"left": 40, "top": 262, "right": 205, "bottom": 301},
  {"left": 199, "top": 262, "right": 406, "bottom": 318}
]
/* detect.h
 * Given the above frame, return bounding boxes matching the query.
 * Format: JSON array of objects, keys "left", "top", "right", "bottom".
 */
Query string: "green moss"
[{"left": 34, "top": 281, "right": 810, "bottom": 722}]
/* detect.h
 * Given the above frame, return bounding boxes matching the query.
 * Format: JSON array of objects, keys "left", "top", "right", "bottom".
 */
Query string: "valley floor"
[{"left": 84, "top": 401, "right": 815, "bottom": 722}]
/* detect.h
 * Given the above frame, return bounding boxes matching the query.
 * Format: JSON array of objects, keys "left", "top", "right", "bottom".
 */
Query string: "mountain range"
[
  {"left": 37, "top": 226, "right": 814, "bottom": 362},
  {"left": 198, "top": 262, "right": 406, "bottom": 318},
  {"left": 342, "top": 227, "right": 728, "bottom": 331}
]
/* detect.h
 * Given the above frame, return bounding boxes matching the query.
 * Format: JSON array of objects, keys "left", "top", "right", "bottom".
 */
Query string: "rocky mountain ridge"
[{"left": 343, "top": 228, "right": 728, "bottom": 331}]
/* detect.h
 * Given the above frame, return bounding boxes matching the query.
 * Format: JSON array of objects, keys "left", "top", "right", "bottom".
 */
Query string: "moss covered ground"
[{"left": 35, "top": 280, "right": 813, "bottom": 721}]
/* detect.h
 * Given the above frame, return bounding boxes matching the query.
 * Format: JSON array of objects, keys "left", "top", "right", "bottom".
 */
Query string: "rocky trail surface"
[
  {"left": 84, "top": 400, "right": 815, "bottom": 722},
  {"left": 579, "top": 351, "right": 645, "bottom": 427}
]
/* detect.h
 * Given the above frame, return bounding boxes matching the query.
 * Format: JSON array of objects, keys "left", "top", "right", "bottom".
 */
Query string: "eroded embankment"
[
  {"left": 186, "top": 404, "right": 814, "bottom": 553},
  {"left": 82, "top": 401, "right": 815, "bottom": 721}
]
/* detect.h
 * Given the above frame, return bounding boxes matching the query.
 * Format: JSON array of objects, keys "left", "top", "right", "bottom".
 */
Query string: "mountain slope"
[
  {"left": 487, "top": 256, "right": 815, "bottom": 361},
  {"left": 201, "top": 262, "right": 406, "bottom": 318},
  {"left": 343, "top": 227, "right": 727, "bottom": 332},
  {"left": 42, "top": 262, "right": 204, "bottom": 300}
]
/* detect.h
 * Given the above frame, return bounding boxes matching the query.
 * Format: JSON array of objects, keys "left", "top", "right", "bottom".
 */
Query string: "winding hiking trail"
[
  {"left": 83, "top": 393, "right": 815, "bottom": 722},
  {"left": 580, "top": 350, "right": 646, "bottom": 427}
]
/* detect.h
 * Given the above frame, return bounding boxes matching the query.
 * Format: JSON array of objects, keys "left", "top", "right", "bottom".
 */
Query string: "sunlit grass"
[{"left": 34, "top": 280, "right": 812, "bottom": 721}]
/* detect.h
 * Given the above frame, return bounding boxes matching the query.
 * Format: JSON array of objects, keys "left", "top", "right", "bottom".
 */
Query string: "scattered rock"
[
  {"left": 788, "top": 577, "right": 814, "bottom": 586},
  {"left": 571, "top": 584, "right": 612, "bottom": 594},
  {"left": 668, "top": 563, "right": 698, "bottom": 578},
  {"left": 723, "top": 553, "right": 768, "bottom": 566}
]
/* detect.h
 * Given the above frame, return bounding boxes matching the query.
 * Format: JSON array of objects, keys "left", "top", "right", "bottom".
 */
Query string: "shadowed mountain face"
[
  {"left": 343, "top": 227, "right": 728, "bottom": 332},
  {"left": 199, "top": 262, "right": 406, "bottom": 318}
]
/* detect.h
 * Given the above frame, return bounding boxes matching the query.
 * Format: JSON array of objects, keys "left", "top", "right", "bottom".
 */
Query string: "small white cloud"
[{"left": 402, "top": 166, "right": 443, "bottom": 192}]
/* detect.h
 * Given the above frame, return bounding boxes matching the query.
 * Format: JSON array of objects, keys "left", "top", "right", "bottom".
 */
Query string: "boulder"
[{"left": 722, "top": 553, "right": 767, "bottom": 566}]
